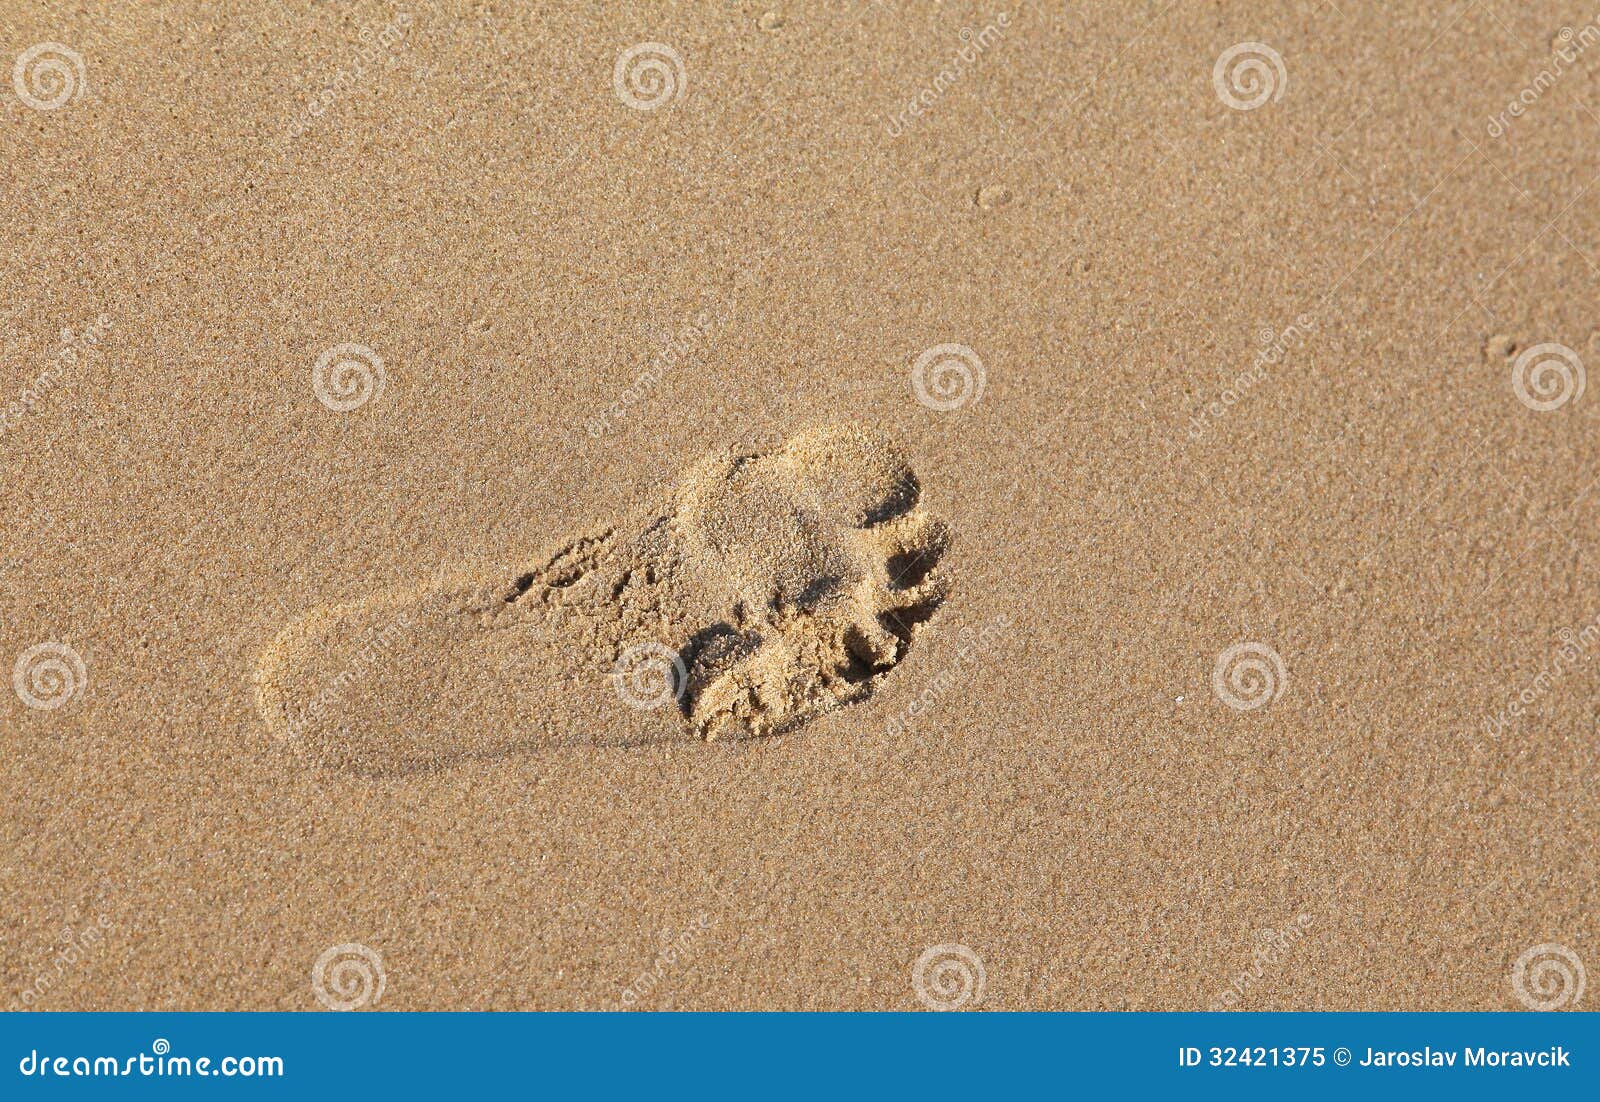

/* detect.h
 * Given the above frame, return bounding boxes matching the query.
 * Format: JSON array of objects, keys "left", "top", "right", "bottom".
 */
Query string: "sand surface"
[{"left": 3, "top": 1, "right": 1596, "bottom": 1010}]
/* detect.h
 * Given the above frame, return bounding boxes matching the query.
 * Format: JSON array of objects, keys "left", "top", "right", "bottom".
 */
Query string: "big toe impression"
[{"left": 781, "top": 424, "right": 920, "bottom": 527}]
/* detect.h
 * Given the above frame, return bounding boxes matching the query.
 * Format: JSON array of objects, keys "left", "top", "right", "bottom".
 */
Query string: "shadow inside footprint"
[{"left": 677, "top": 623, "right": 765, "bottom": 715}]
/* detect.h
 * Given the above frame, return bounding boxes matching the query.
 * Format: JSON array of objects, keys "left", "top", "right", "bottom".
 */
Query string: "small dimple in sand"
[{"left": 254, "top": 425, "right": 951, "bottom": 772}]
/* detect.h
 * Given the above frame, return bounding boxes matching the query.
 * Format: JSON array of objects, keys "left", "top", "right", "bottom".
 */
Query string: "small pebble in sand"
[
  {"left": 759, "top": 12, "right": 785, "bottom": 32},
  {"left": 1484, "top": 333, "right": 1516, "bottom": 361},
  {"left": 976, "top": 184, "right": 1013, "bottom": 210}
]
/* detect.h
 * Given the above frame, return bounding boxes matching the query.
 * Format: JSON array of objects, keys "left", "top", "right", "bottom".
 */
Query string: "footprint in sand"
[{"left": 254, "top": 425, "right": 952, "bottom": 772}]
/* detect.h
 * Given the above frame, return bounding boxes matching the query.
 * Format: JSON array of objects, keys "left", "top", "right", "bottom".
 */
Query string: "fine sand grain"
[{"left": 2, "top": 2, "right": 1596, "bottom": 1011}]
